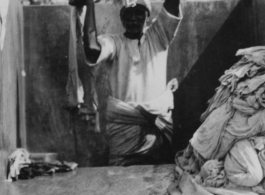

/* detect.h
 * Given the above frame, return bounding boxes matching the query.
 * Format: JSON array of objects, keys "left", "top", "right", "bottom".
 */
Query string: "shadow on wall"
[{"left": 172, "top": 0, "right": 258, "bottom": 153}]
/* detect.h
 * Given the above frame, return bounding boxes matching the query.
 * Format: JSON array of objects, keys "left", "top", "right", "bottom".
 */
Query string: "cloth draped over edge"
[
  {"left": 66, "top": 7, "right": 100, "bottom": 128},
  {"left": 66, "top": 7, "right": 84, "bottom": 108}
]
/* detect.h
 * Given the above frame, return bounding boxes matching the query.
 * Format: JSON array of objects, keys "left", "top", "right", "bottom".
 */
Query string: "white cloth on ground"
[{"left": 7, "top": 148, "right": 31, "bottom": 182}]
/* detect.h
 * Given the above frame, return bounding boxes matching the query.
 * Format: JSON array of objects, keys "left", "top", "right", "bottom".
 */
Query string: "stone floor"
[{"left": 0, "top": 164, "right": 175, "bottom": 195}]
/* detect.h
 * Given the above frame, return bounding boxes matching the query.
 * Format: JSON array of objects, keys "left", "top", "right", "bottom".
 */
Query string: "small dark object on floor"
[{"left": 18, "top": 162, "right": 73, "bottom": 180}]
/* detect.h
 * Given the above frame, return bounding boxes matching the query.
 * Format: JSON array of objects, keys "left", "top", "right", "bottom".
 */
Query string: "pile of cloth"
[
  {"left": 107, "top": 79, "right": 177, "bottom": 166},
  {"left": 169, "top": 46, "right": 265, "bottom": 195},
  {"left": 7, "top": 149, "right": 78, "bottom": 182}
]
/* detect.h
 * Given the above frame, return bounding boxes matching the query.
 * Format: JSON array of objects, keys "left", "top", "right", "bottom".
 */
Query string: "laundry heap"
[{"left": 169, "top": 46, "right": 265, "bottom": 195}]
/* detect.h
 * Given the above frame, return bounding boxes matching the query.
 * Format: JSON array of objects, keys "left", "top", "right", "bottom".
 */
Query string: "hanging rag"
[{"left": 66, "top": 6, "right": 98, "bottom": 127}]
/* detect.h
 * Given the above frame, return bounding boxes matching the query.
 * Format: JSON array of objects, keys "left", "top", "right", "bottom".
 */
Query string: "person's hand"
[{"left": 167, "top": 78, "right": 178, "bottom": 92}]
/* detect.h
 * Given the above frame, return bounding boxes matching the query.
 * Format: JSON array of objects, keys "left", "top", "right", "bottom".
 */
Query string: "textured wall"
[
  {"left": 0, "top": 0, "right": 24, "bottom": 190},
  {"left": 23, "top": 0, "right": 259, "bottom": 166},
  {"left": 24, "top": 5, "right": 84, "bottom": 165}
]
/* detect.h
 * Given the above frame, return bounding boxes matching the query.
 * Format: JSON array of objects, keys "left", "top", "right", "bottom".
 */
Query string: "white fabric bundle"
[
  {"left": 7, "top": 149, "right": 31, "bottom": 182},
  {"left": 224, "top": 139, "right": 263, "bottom": 187}
]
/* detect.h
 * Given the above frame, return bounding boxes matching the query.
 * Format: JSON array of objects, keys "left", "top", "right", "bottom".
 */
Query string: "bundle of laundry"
[
  {"left": 7, "top": 148, "right": 78, "bottom": 182},
  {"left": 192, "top": 46, "right": 265, "bottom": 161},
  {"left": 107, "top": 79, "right": 177, "bottom": 166},
  {"left": 170, "top": 46, "right": 265, "bottom": 195}
]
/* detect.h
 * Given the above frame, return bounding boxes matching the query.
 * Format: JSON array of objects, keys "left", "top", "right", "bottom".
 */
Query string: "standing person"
[{"left": 69, "top": 0, "right": 182, "bottom": 165}]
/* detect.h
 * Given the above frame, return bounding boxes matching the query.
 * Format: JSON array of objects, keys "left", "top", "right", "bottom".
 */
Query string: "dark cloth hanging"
[{"left": 65, "top": 7, "right": 97, "bottom": 122}]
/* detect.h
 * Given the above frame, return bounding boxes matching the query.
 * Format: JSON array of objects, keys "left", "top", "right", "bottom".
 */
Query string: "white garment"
[
  {"left": 7, "top": 149, "right": 31, "bottom": 182},
  {"left": 88, "top": 7, "right": 182, "bottom": 104}
]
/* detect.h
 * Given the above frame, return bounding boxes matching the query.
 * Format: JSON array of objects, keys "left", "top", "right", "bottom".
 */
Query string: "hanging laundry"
[{"left": 65, "top": 6, "right": 98, "bottom": 126}]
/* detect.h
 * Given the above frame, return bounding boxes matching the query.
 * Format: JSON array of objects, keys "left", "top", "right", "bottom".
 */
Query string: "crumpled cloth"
[
  {"left": 18, "top": 161, "right": 78, "bottom": 180},
  {"left": 175, "top": 144, "right": 204, "bottom": 177},
  {"left": 7, "top": 149, "right": 78, "bottom": 182},
  {"left": 252, "top": 137, "right": 265, "bottom": 177},
  {"left": 198, "top": 160, "right": 226, "bottom": 188},
  {"left": 201, "top": 46, "right": 265, "bottom": 122},
  {"left": 205, "top": 187, "right": 259, "bottom": 195},
  {"left": 191, "top": 46, "right": 265, "bottom": 160},
  {"left": 259, "top": 149, "right": 265, "bottom": 176},
  {"left": 7, "top": 148, "right": 31, "bottom": 182},
  {"left": 167, "top": 169, "right": 213, "bottom": 195},
  {"left": 107, "top": 84, "right": 175, "bottom": 166},
  {"left": 190, "top": 103, "right": 235, "bottom": 160},
  {"left": 172, "top": 46, "right": 265, "bottom": 195},
  {"left": 236, "top": 46, "right": 265, "bottom": 66},
  {"left": 192, "top": 89, "right": 265, "bottom": 161},
  {"left": 224, "top": 139, "right": 263, "bottom": 187},
  {"left": 66, "top": 6, "right": 85, "bottom": 108},
  {"left": 167, "top": 167, "right": 258, "bottom": 195}
]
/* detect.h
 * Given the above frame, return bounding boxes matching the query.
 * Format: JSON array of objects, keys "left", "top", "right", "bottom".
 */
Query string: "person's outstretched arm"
[
  {"left": 83, "top": 0, "right": 101, "bottom": 64},
  {"left": 164, "top": 0, "right": 180, "bottom": 17}
]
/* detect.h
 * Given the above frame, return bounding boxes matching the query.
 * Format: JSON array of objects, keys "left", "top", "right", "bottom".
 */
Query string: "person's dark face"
[{"left": 121, "top": 5, "right": 148, "bottom": 36}]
